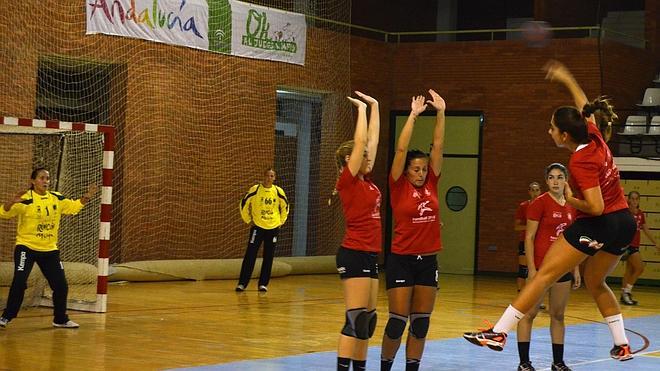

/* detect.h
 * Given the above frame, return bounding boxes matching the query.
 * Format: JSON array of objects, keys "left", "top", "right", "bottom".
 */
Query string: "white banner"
[
  {"left": 229, "top": 0, "right": 307, "bottom": 65},
  {"left": 86, "top": 0, "right": 209, "bottom": 50},
  {"left": 86, "top": 0, "right": 306, "bottom": 66}
]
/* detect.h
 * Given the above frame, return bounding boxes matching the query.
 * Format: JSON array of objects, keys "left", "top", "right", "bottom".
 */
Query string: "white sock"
[
  {"left": 624, "top": 284, "right": 633, "bottom": 293},
  {"left": 605, "top": 314, "right": 629, "bottom": 345},
  {"left": 493, "top": 305, "right": 524, "bottom": 334}
]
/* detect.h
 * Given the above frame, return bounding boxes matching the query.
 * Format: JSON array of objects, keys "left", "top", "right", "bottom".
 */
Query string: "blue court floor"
[{"left": 171, "top": 315, "right": 659, "bottom": 370}]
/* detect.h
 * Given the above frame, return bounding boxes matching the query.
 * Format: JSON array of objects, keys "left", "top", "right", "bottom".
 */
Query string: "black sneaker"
[
  {"left": 235, "top": 284, "right": 245, "bottom": 292},
  {"left": 610, "top": 344, "right": 634, "bottom": 361},
  {"left": 551, "top": 362, "right": 572, "bottom": 371},
  {"left": 620, "top": 292, "right": 637, "bottom": 306},
  {"left": 463, "top": 323, "right": 507, "bottom": 351},
  {"left": 517, "top": 361, "right": 535, "bottom": 371}
]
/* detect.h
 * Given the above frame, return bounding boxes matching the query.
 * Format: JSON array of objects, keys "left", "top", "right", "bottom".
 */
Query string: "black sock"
[
  {"left": 352, "top": 359, "right": 366, "bottom": 371},
  {"left": 380, "top": 358, "right": 394, "bottom": 371},
  {"left": 552, "top": 343, "right": 564, "bottom": 364},
  {"left": 337, "top": 357, "right": 350, "bottom": 371},
  {"left": 405, "top": 358, "right": 420, "bottom": 371},
  {"left": 518, "top": 341, "right": 531, "bottom": 363}
]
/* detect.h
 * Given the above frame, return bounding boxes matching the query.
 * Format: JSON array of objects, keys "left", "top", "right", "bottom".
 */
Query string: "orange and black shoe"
[
  {"left": 610, "top": 344, "right": 633, "bottom": 361},
  {"left": 463, "top": 321, "right": 507, "bottom": 351}
]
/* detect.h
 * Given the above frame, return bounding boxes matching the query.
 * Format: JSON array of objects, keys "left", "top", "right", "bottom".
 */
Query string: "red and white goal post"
[{"left": 0, "top": 117, "right": 113, "bottom": 313}]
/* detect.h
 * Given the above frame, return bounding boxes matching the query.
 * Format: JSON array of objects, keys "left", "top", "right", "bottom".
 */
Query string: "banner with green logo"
[
  {"left": 86, "top": 0, "right": 306, "bottom": 65},
  {"left": 227, "top": 0, "right": 306, "bottom": 65}
]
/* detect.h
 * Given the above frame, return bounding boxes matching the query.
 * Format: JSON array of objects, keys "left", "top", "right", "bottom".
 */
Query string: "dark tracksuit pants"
[
  {"left": 238, "top": 226, "right": 280, "bottom": 288},
  {"left": 2, "top": 245, "right": 70, "bottom": 324}
]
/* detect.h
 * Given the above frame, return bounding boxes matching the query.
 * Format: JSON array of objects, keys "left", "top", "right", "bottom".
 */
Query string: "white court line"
[{"left": 537, "top": 348, "right": 660, "bottom": 370}]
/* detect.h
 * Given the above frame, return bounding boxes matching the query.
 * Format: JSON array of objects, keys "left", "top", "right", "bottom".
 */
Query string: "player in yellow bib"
[
  {"left": 236, "top": 168, "right": 289, "bottom": 292},
  {"left": 0, "top": 168, "right": 97, "bottom": 329}
]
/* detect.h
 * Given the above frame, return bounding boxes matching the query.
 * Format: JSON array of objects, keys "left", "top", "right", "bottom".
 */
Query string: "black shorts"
[
  {"left": 386, "top": 253, "right": 438, "bottom": 289},
  {"left": 336, "top": 246, "right": 379, "bottom": 279},
  {"left": 556, "top": 271, "right": 574, "bottom": 283},
  {"left": 563, "top": 209, "right": 636, "bottom": 256},
  {"left": 625, "top": 246, "right": 640, "bottom": 255},
  {"left": 621, "top": 246, "right": 640, "bottom": 261},
  {"left": 518, "top": 241, "right": 526, "bottom": 256}
]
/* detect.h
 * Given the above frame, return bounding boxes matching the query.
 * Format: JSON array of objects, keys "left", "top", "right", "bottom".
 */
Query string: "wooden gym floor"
[{"left": 0, "top": 274, "right": 658, "bottom": 370}]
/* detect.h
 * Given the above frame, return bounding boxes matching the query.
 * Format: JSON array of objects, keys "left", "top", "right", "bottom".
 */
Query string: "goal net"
[{"left": 0, "top": 118, "right": 113, "bottom": 313}]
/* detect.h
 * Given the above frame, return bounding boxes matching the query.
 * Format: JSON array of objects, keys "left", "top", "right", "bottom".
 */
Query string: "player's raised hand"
[
  {"left": 426, "top": 89, "right": 446, "bottom": 112},
  {"left": 85, "top": 184, "right": 98, "bottom": 198},
  {"left": 10, "top": 189, "right": 26, "bottom": 205},
  {"left": 3, "top": 189, "right": 26, "bottom": 211},
  {"left": 411, "top": 95, "right": 427, "bottom": 117},
  {"left": 347, "top": 96, "right": 367, "bottom": 110},
  {"left": 354, "top": 91, "right": 378, "bottom": 106},
  {"left": 543, "top": 59, "right": 572, "bottom": 84}
]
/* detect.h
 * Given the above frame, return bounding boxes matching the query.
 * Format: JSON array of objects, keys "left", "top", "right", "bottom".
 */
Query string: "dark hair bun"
[{"left": 581, "top": 103, "right": 596, "bottom": 118}]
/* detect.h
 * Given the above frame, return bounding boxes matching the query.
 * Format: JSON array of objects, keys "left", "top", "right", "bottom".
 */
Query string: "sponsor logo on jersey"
[{"left": 417, "top": 201, "right": 432, "bottom": 216}]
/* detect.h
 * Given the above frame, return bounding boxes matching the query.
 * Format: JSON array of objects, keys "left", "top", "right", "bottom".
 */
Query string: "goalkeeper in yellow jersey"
[
  {"left": 0, "top": 168, "right": 97, "bottom": 329},
  {"left": 236, "top": 168, "right": 289, "bottom": 292}
]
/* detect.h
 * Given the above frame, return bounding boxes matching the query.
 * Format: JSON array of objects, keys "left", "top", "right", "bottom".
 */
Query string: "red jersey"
[
  {"left": 568, "top": 121, "right": 628, "bottom": 218},
  {"left": 389, "top": 170, "right": 441, "bottom": 255},
  {"left": 336, "top": 167, "right": 382, "bottom": 252},
  {"left": 629, "top": 209, "right": 645, "bottom": 248},
  {"left": 515, "top": 200, "right": 531, "bottom": 242},
  {"left": 526, "top": 192, "right": 575, "bottom": 268}
]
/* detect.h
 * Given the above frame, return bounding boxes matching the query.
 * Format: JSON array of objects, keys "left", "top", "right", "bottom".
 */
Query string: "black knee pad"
[
  {"left": 341, "top": 308, "right": 371, "bottom": 339},
  {"left": 367, "top": 309, "right": 377, "bottom": 338},
  {"left": 384, "top": 312, "right": 407, "bottom": 340},
  {"left": 518, "top": 264, "right": 528, "bottom": 279},
  {"left": 409, "top": 313, "right": 430, "bottom": 339}
]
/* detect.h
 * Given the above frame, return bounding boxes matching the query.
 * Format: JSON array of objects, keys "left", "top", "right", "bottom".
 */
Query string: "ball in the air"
[{"left": 521, "top": 21, "right": 551, "bottom": 47}]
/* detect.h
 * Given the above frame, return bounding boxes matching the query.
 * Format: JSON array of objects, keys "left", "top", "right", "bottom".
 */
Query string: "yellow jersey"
[
  {"left": 239, "top": 184, "right": 289, "bottom": 230},
  {"left": 0, "top": 190, "right": 84, "bottom": 252}
]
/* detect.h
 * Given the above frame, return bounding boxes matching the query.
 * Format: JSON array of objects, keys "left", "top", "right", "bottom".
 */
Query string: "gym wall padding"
[{"left": 108, "top": 256, "right": 336, "bottom": 282}]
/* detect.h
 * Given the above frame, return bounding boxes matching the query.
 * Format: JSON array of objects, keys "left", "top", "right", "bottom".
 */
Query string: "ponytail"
[
  {"left": 554, "top": 96, "right": 617, "bottom": 144},
  {"left": 330, "top": 140, "right": 355, "bottom": 206},
  {"left": 582, "top": 96, "right": 617, "bottom": 142}
]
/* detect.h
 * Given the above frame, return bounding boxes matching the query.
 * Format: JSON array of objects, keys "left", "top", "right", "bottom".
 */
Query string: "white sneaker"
[
  {"left": 258, "top": 285, "right": 268, "bottom": 292},
  {"left": 53, "top": 320, "right": 79, "bottom": 328},
  {"left": 0, "top": 317, "right": 9, "bottom": 328}
]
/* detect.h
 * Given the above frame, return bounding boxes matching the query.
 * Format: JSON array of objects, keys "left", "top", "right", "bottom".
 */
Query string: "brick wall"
[
  {"left": 1, "top": 1, "right": 656, "bottom": 269},
  {"left": 0, "top": 1, "right": 354, "bottom": 262},
  {"left": 354, "top": 37, "right": 656, "bottom": 273}
]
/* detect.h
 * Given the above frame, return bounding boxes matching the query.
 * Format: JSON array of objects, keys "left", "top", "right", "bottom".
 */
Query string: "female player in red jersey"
[
  {"left": 380, "top": 90, "right": 446, "bottom": 371},
  {"left": 464, "top": 60, "right": 637, "bottom": 362},
  {"left": 334, "top": 91, "right": 381, "bottom": 371},
  {"left": 514, "top": 182, "right": 542, "bottom": 291},
  {"left": 620, "top": 191, "right": 659, "bottom": 305},
  {"left": 517, "top": 163, "right": 579, "bottom": 371}
]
